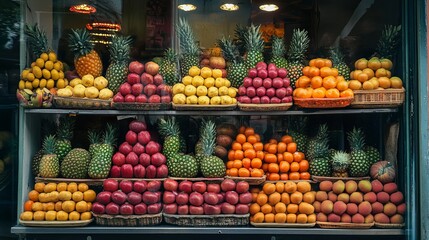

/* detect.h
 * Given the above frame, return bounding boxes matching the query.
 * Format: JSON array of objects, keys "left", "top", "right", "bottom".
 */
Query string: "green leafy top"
[
  {"left": 56, "top": 116, "right": 75, "bottom": 141},
  {"left": 287, "top": 28, "right": 309, "bottom": 63},
  {"left": 271, "top": 36, "right": 286, "bottom": 58},
  {"left": 347, "top": 127, "right": 366, "bottom": 151},
  {"left": 234, "top": 24, "right": 248, "bottom": 55},
  {"left": 244, "top": 24, "right": 264, "bottom": 53},
  {"left": 218, "top": 36, "right": 243, "bottom": 64},
  {"left": 25, "top": 24, "right": 50, "bottom": 57},
  {"left": 176, "top": 18, "right": 199, "bottom": 56},
  {"left": 200, "top": 119, "right": 216, "bottom": 156},
  {"left": 109, "top": 35, "right": 132, "bottom": 65},
  {"left": 102, "top": 123, "right": 117, "bottom": 146},
  {"left": 332, "top": 151, "right": 351, "bottom": 164},
  {"left": 158, "top": 117, "right": 181, "bottom": 138},
  {"left": 88, "top": 130, "right": 101, "bottom": 145},
  {"left": 288, "top": 116, "right": 308, "bottom": 134},
  {"left": 329, "top": 47, "right": 346, "bottom": 65},
  {"left": 68, "top": 28, "right": 94, "bottom": 58},
  {"left": 42, "top": 135, "right": 57, "bottom": 155},
  {"left": 376, "top": 25, "right": 401, "bottom": 59},
  {"left": 163, "top": 48, "right": 178, "bottom": 64}
]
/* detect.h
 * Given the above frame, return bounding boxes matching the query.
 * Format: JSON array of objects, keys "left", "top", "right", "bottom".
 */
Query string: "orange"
[
  {"left": 281, "top": 192, "right": 290, "bottom": 204},
  {"left": 279, "top": 161, "right": 290, "bottom": 173},
  {"left": 250, "top": 203, "right": 261, "bottom": 215},
  {"left": 244, "top": 127, "right": 255, "bottom": 137},
  {"left": 28, "top": 190, "right": 40, "bottom": 202},
  {"left": 348, "top": 80, "right": 362, "bottom": 90},
  {"left": 293, "top": 88, "right": 308, "bottom": 98},
  {"left": 305, "top": 88, "right": 313, "bottom": 98},
  {"left": 231, "top": 142, "right": 242, "bottom": 151},
  {"left": 293, "top": 152, "right": 305, "bottom": 162},
  {"left": 239, "top": 126, "right": 246, "bottom": 134},
  {"left": 336, "top": 80, "right": 349, "bottom": 91},
  {"left": 24, "top": 200, "right": 34, "bottom": 211},
  {"left": 284, "top": 181, "right": 297, "bottom": 193},
  {"left": 262, "top": 163, "right": 268, "bottom": 172},
  {"left": 309, "top": 59, "right": 317, "bottom": 67},
  {"left": 262, "top": 183, "right": 276, "bottom": 195},
  {"left": 268, "top": 192, "right": 281, "bottom": 205},
  {"left": 336, "top": 75, "right": 346, "bottom": 82},
  {"left": 228, "top": 150, "right": 235, "bottom": 161},
  {"left": 251, "top": 158, "right": 263, "bottom": 169},
  {"left": 290, "top": 162, "right": 300, "bottom": 172},
  {"left": 289, "top": 172, "right": 300, "bottom": 180},
  {"left": 267, "top": 144, "right": 277, "bottom": 154},
  {"left": 299, "top": 160, "right": 309, "bottom": 172},
  {"left": 229, "top": 168, "right": 238, "bottom": 176},
  {"left": 264, "top": 153, "right": 277, "bottom": 163},
  {"left": 300, "top": 172, "right": 311, "bottom": 180},
  {"left": 252, "top": 212, "right": 265, "bottom": 223},
  {"left": 254, "top": 134, "right": 261, "bottom": 142},
  {"left": 287, "top": 142, "right": 297, "bottom": 153},
  {"left": 34, "top": 182, "right": 46, "bottom": 193},
  {"left": 331, "top": 68, "right": 339, "bottom": 77},
  {"left": 314, "top": 58, "right": 325, "bottom": 68},
  {"left": 267, "top": 173, "right": 280, "bottom": 181},
  {"left": 268, "top": 139, "right": 278, "bottom": 144},
  {"left": 238, "top": 168, "right": 250, "bottom": 177},
  {"left": 244, "top": 149, "right": 256, "bottom": 159},
  {"left": 362, "top": 68, "right": 375, "bottom": 78},
  {"left": 274, "top": 202, "right": 287, "bottom": 213},
  {"left": 275, "top": 213, "right": 287, "bottom": 223},
  {"left": 226, "top": 161, "right": 234, "bottom": 169},
  {"left": 256, "top": 193, "right": 268, "bottom": 206},
  {"left": 242, "top": 158, "right": 251, "bottom": 169},
  {"left": 256, "top": 150, "right": 265, "bottom": 160},
  {"left": 275, "top": 182, "right": 285, "bottom": 193},
  {"left": 296, "top": 213, "right": 308, "bottom": 223},
  {"left": 277, "top": 142, "right": 287, "bottom": 154},
  {"left": 268, "top": 163, "right": 279, "bottom": 173},
  {"left": 320, "top": 67, "right": 332, "bottom": 78},
  {"left": 324, "top": 59, "right": 333, "bottom": 68},
  {"left": 251, "top": 192, "right": 258, "bottom": 202},
  {"left": 357, "top": 72, "right": 369, "bottom": 83},
  {"left": 280, "top": 173, "right": 289, "bottom": 180},
  {"left": 309, "top": 67, "right": 320, "bottom": 77},
  {"left": 253, "top": 142, "right": 263, "bottom": 151},
  {"left": 290, "top": 191, "right": 303, "bottom": 204},
  {"left": 264, "top": 143, "right": 270, "bottom": 151},
  {"left": 251, "top": 168, "right": 264, "bottom": 177},
  {"left": 281, "top": 135, "right": 293, "bottom": 144},
  {"left": 247, "top": 135, "right": 257, "bottom": 144},
  {"left": 312, "top": 88, "right": 325, "bottom": 98},
  {"left": 265, "top": 213, "right": 275, "bottom": 223},
  {"left": 242, "top": 142, "right": 253, "bottom": 151},
  {"left": 302, "top": 66, "right": 311, "bottom": 77},
  {"left": 287, "top": 203, "right": 299, "bottom": 214},
  {"left": 296, "top": 181, "right": 311, "bottom": 193},
  {"left": 297, "top": 76, "right": 311, "bottom": 88},
  {"left": 234, "top": 150, "right": 244, "bottom": 160},
  {"left": 236, "top": 134, "right": 246, "bottom": 144},
  {"left": 322, "top": 76, "right": 337, "bottom": 89},
  {"left": 283, "top": 152, "right": 294, "bottom": 163},
  {"left": 233, "top": 159, "right": 242, "bottom": 169},
  {"left": 287, "top": 213, "right": 297, "bottom": 223},
  {"left": 326, "top": 88, "right": 340, "bottom": 98},
  {"left": 277, "top": 153, "right": 284, "bottom": 162}
]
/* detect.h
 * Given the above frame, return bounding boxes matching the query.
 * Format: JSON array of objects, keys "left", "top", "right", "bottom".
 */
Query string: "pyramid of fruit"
[
  {"left": 293, "top": 58, "right": 354, "bottom": 99},
  {"left": 162, "top": 179, "right": 251, "bottom": 215},
  {"left": 56, "top": 74, "right": 113, "bottom": 100},
  {"left": 237, "top": 62, "right": 292, "bottom": 104},
  {"left": 110, "top": 120, "right": 168, "bottom": 178},
  {"left": 262, "top": 135, "right": 310, "bottom": 181},
  {"left": 250, "top": 181, "right": 316, "bottom": 224},
  {"left": 92, "top": 179, "right": 162, "bottom": 216},
  {"left": 113, "top": 61, "right": 172, "bottom": 104},
  {"left": 226, "top": 126, "right": 265, "bottom": 178},
  {"left": 172, "top": 66, "right": 237, "bottom": 105},
  {"left": 20, "top": 182, "right": 96, "bottom": 221}
]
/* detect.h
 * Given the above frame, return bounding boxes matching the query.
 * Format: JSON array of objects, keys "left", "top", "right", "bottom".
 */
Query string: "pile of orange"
[
  {"left": 293, "top": 58, "right": 354, "bottom": 99},
  {"left": 348, "top": 57, "right": 403, "bottom": 90},
  {"left": 262, "top": 135, "right": 310, "bottom": 181},
  {"left": 226, "top": 126, "right": 265, "bottom": 178},
  {"left": 250, "top": 181, "right": 316, "bottom": 224}
]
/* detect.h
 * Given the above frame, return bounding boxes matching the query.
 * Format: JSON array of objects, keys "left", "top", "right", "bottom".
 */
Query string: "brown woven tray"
[
  {"left": 265, "top": 180, "right": 316, "bottom": 184},
  {"left": 35, "top": 177, "right": 104, "bottom": 186},
  {"left": 351, "top": 88, "right": 405, "bottom": 108},
  {"left": 374, "top": 222, "right": 405, "bottom": 228},
  {"left": 251, "top": 222, "right": 316, "bottom": 228},
  {"left": 293, "top": 97, "right": 353, "bottom": 108},
  {"left": 225, "top": 175, "right": 266, "bottom": 185},
  {"left": 19, "top": 219, "right": 93, "bottom": 227},
  {"left": 172, "top": 103, "right": 237, "bottom": 111},
  {"left": 237, "top": 103, "right": 293, "bottom": 111},
  {"left": 163, "top": 213, "right": 249, "bottom": 226},
  {"left": 312, "top": 176, "right": 370, "bottom": 182},
  {"left": 110, "top": 178, "right": 166, "bottom": 182},
  {"left": 54, "top": 96, "right": 112, "bottom": 109},
  {"left": 92, "top": 213, "right": 162, "bottom": 226},
  {"left": 317, "top": 221, "right": 374, "bottom": 229},
  {"left": 168, "top": 177, "right": 224, "bottom": 182},
  {"left": 112, "top": 102, "right": 171, "bottom": 110}
]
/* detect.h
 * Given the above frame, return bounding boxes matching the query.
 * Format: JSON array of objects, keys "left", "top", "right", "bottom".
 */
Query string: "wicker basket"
[
  {"left": 163, "top": 213, "right": 249, "bottom": 226},
  {"left": 168, "top": 177, "right": 224, "bottom": 183},
  {"left": 250, "top": 222, "right": 316, "bottom": 228},
  {"left": 351, "top": 88, "right": 405, "bottom": 108},
  {"left": 374, "top": 222, "right": 405, "bottom": 228},
  {"left": 293, "top": 97, "right": 353, "bottom": 108},
  {"left": 112, "top": 102, "right": 171, "bottom": 110},
  {"left": 92, "top": 213, "right": 162, "bottom": 226},
  {"left": 265, "top": 180, "right": 315, "bottom": 184},
  {"left": 35, "top": 177, "right": 104, "bottom": 186},
  {"left": 17, "top": 89, "right": 53, "bottom": 108},
  {"left": 54, "top": 96, "right": 112, "bottom": 109},
  {"left": 225, "top": 175, "right": 266, "bottom": 185},
  {"left": 317, "top": 221, "right": 374, "bottom": 229},
  {"left": 19, "top": 219, "right": 93, "bottom": 227},
  {"left": 237, "top": 103, "right": 293, "bottom": 112},
  {"left": 312, "top": 176, "right": 370, "bottom": 182},
  {"left": 172, "top": 103, "right": 237, "bottom": 111}
]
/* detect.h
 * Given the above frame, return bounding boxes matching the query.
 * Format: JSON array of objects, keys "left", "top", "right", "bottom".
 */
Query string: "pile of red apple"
[
  {"left": 113, "top": 61, "right": 172, "bottom": 104},
  {"left": 237, "top": 62, "right": 292, "bottom": 104},
  {"left": 162, "top": 179, "right": 251, "bottom": 215},
  {"left": 92, "top": 179, "right": 162, "bottom": 215},
  {"left": 314, "top": 179, "right": 405, "bottom": 224},
  {"left": 110, "top": 120, "right": 168, "bottom": 178}
]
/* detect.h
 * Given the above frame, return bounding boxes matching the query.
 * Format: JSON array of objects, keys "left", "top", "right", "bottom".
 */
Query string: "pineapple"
[
  {"left": 364, "top": 146, "right": 381, "bottom": 165},
  {"left": 168, "top": 153, "right": 198, "bottom": 178},
  {"left": 88, "top": 130, "right": 101, "bottom": 158},
  {"left": 306, "top": 124, "right": 328, "bottom": 162},
  {"left": 177, "top": 18, "right": 200, "bottom": 77},
  {"left": 270, "top": 36, "right": 287, "bottom": 68},
  {"left": 160, "top": 48, "right": 180, "bottom": 86},
  {"left": 287, "top": 116, "right": 309, "bottom": 153},
  {"left": 329, "top": 47, "right": 350, "bottom": 80},
  {"left": 106, "top": 35, "right": 132, "bottom": 93},
  {"left": 31, "top": 149, "right": 43, "bottom": 176},
  {"left": 218, "top": 36, "right": 247, "bottom": 88},
  {"left": 88, "top": 124, "right": 116, "bottom": 179},
  {"left": 234, "top": 24, "right": 247, "bottom": 56},
  {"left": 244, "top": 24, "right": 265, "bottom": 69},
  {"left": 286, "top": 29, "right": 309, "bottom": 88},
  {"left": 68, "top": 28, "right": 103, "bottom": 78},
  {"left": 39, "top": 135, "right": 59, "bottom": 178},
  {"left": 309, "top": 138, "right": 331, "bottom": 177},
  {"left": 60, "top": 148, "right": 91, "bottom": 179},
  {"left": 331, "top": 151, "right": 351, "bottom": 177},
  {"left": 347, "top": 128, "right": 370, "bottom": 177},
  {"left": 55, "top": 116, "right": 75, "bottom": 163},
  {"left": 199, "top": 119, "right": 226, "bottom": 178},
  {"left": 25, "top": 24, "right": 51, "bottom": 58},
  {"left": 375, "top": 25, "right": 401, "bottom": 59}
]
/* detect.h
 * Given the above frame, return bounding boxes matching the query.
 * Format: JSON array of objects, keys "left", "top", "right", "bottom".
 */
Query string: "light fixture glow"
[
  {"left": 259, "top": 4, "right": 279, "bottom": 12},
  {"left": 220, "top": 3, "right": 239, "bottom": 11},
  {"left": 69, "top": 4, "right": 96, "bottom": 14},
  {"left": 178, "top": 4, "right": 197, "bottom": 11}
]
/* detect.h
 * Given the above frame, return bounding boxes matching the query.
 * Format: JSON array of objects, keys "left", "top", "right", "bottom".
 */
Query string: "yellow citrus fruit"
[
  {"left": 83, "top": 189, "right": 96, "bottom": 202},
  {"left": 51, "top": 69, "right": 59, "bottom": 80},
  {"left": 20, "top": 211, "right": 33, "bottom": 221},
  {"left": 32, "top": 66, "right": 42, "bottom": 78},
  {"left": 45, "top": 210, "right": 56, "bottom": 221},
  {"left": 184, "top": 85, "right": 197, "bottom": 96},
  {"left": 42, "top": 69, "right": 51, "bottom": 79},
  {"left": 182, "top": 76, "right": 193, "bottom": 85},
  {"left": 48, "top": 52, "right": 57, "bottom": 62},
  {"left": 192, "top": 76, "right": 204, "bottom": 87},
  {"left": 56, "top": 211, "right": 68, "bottom": 221},
  {"left": 18, "top": 80, "right": 25, "bottom": 90},
  {"left": 56, "top": 182, "right": 68, "bottom": 192},
  {"left": 207, "top": 86, "right": 219, "bottom": 98},
  {"left": 78, "top": 183, "right": 89, "bottom": 192},
  {"left": 188, "top": 66, "right": 201, "bottom": 77},
  {"left": 26, "top": 72, "right": 35, "bottom": 82},
  {"left": 40, "top": 52, "right": 49, "bottom": 61},
  {"left": 224, "top": 79, "right": 231, "bottom": 87},
  {"left": 56, "top": 79, "right": 66, "bottom": 89},
  {"left": 196, "top": 85, "right": 208, "bottom": 96},
  {"left": 72, "top": 191, "right": 84, "bottom": 202},
  {"left": 32, "top": 79, "right": 40, "bottom": 88},
  {"left": 62, "top": 200, "right": 76, "bottom": 213},
  {"left": 186, "top": 95, "right": 198, "bottom": 104},
  {"left": 212, "top": 69, "right": 222, "bottom": 78},
  {"left": 67, "top": 183, "right": 78, "bottom": 193},
  {"left": 218, "top": 86, "right": 229, "bottom": 96},
  {"left": 54, "top": 62, "right": 62, "bottom": 71},
  {"left": 173, "top": 93, "right": 186, "bottom": 104},
  {"left": 75, "top": 201, "right": 88, "bottom": 213},
  {"left": 228, "top": 87, "right": 237, "bottom": 98},
  {"left": 35, "top": 58, "right": 45, "bottom": 68},
  {"left": 46, "top": 79, "right": 55, "bottom": 89},
  {"left": 44, "top": 183, "right": 57, "bottom": 193},
  {"left": 198, "top": 96, "right": 210, "bottom": 105},
  {"left": 215, "top": 78, "right": 224, "bottom": 88},
  {"left": 210, "top": 96, "right": 221, "bottom": 105},
  {"left": 204, "top": 77, "right": 215, "bottom": 88},
  {"left": 221, "top": 95, "right": 233, "bottom": 105},
  {"left": 200, "top": 67, "right": 212, "bottom": 78},
  {"left": 80, "top": 212, "right": 92, "bottom": 220},
  {"left": 172, "top": 83, "right": 185, "bottom": 95},
  {"left": 24, "top": 81, "right": 33, "bottom": 90},
  {"left": 44, "top": 61, "right": 54, "bottom": 70},
  {"left": 21, "top": 68, "right": 30, "bottom": 79},
  {"left": 33, "top": 211, "right": 45, "bottom": 221}
]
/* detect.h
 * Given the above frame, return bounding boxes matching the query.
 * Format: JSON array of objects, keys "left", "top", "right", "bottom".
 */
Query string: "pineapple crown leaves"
[
  {"left": 332, "top": 151, "right": 351, "bottom": 164},
  {"left": 163, "top": 48, "right": 178, "bottom": 63},
  {"left": 347, "top": 127, "right": 366, "bottom": 151},
  {"left": 218, "top": 36, "right": 243, "bottom": 64},
  {"left": 200, "top": 119, "right": 217, "bottom": 156},
  {"left": 315, "top": 124, "right": 329, "bottom": 141},
  {"left": 288, "top": 116, "right": 308, "bottom": 133},
  {"left": 234, "top": 24, "right": 248, "bottom": 55},
  {"left": 25, "top": 24, "right": 51, "bottom": 57},
  {"left": 42, "top": 135, "right": 57, "bottom": 155},
  {"left": 68, "top": 28, "right": 94, "bottom": 58},
  {"left": 176, "top": 18, "right": 200, "bottom": 57},
  {"left": 109, "top": 35, "right": 132, "bottom": 64},
  {"left": 271, "top": 36, "right": 286, "bottom": 58},
  {"left": 375, "top": 25, "right": 401, "bottom": 59},
  {"left": 287, "top": 28, "right": 310, "bottom": 63},
  {"left": 329, "top": 47, "right": 346, "bottom": 65},
  {"left": 41, "top": 119, "right": 57, "bottom": 139},
  {"left": 102, "top": 123, "right": 117, "bottom": 146},
  {"left": 88, "top": 130, "right": 101, "bottom": 145},
  {"left": 56, "top": 116, "right": 75, "bottom": 141},
  {"left": 244, "top": 24, "right": 264, "bottom": 53},
  {"left": 158, "top": 117, "right": 181, "bottom": 138}
]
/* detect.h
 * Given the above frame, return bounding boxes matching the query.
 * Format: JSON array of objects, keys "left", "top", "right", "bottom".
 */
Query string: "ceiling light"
[
  {"left": 178, "top": 4, "right": 197, "bottom": 11},
  {"left": 69, "top": 4, "right": 96, "bottom": 14},
  {"left": 220, "top": 3, "right": 239, "bottom": 11},
  {"left": 259, "top": 4, "right": 279, "bottom": 12}
]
